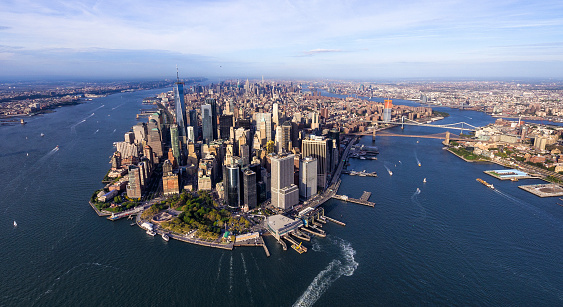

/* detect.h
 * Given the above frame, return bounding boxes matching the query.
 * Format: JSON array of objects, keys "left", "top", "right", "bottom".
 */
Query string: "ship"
[
  {"left": 162, "top": 233, "right": 170, "bottom": 241},
  {"left": 476, "top": 178, "right": 494, "bottom": 189}
]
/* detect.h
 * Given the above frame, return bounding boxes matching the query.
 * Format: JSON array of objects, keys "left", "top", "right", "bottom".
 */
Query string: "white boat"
[
  {"left": 13, "top": 221, "right": 17, "bottom": 227},
  {"left": 146, "top": 230, "right": 156, "bottom": 236},
  {"left": 162, "top": 233, "right": 170, "bottom": 241},
  {"left": 388, "top": 170, "right": 393, "bottom": 176},
  {"left": 40, "top": 133, "right": 44, "bottom": 137},
  {"left": 423, "top": 178, "right": 427, "bottom": 183}
]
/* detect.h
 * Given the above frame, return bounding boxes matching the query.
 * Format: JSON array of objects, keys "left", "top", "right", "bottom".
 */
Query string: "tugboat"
[{"left": 476, "top": 178, "right": 494, "bottom": 189}]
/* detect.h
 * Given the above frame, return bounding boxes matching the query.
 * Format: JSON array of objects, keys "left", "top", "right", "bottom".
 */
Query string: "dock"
[
  {"left": 283, "top": 235, "right": 307, "bottom": 253},
  {"left": 291, "top": 230, "right": 311, "bottom": 242},
  {"left": 332, "top": 191, "right": 375, "bottom": 207},
  {"left": 301, "top": 226, "right": 326, "bottom": 238},
  {"left": 324, "top": 216, "right": 346, "bottom": 226},
  {"left": 259, "top": 237, "right": 270, "bottom": 257}
]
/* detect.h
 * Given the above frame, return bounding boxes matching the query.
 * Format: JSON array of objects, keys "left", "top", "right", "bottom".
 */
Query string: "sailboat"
[{"left": 13, "top": 221, "right": 17, "bottom": 227}]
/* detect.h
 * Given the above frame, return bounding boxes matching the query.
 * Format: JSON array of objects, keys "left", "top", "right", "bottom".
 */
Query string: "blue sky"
[{"left": 1, "top": 0, "right": 562, "bottom": 80}]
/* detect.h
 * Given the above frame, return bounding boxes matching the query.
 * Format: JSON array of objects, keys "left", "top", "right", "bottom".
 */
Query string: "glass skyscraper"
[{"left": 174, "top": 82, "right": 187, "bottom": 142}]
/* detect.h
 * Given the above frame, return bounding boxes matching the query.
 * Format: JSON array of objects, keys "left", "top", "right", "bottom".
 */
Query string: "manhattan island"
[{"left": 88, "top": 77, "right": 461, "bottom": 254}]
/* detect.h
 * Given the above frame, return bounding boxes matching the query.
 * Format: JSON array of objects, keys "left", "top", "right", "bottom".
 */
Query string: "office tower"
[
  {"left": 137, "top": 161, "right": 147, "bottom": 187},
  {"left": 383, "top": 99, "right": 393, "bottom": 122},
  {"left": 281, "top": 121, "right": 292, "bottom": 152},
  {"left": 170, "top": 124, "right": 181, "bottom": 165},
  {"left": 271, "top": 154, "right": 299, "bottom": 210},
  {"left": 202, "top": 104, "right": 213, "bottom": 144},
  {"left": 147, "top": 119, "right": 163, "bottom": 158},
  {"left": 302, "top": 136, "right": 331, "bottom": 189},
  {"left": 162, "top": 160, "right": 180, "bottom": 195},
  {"left": 143, "top": 145, "right": 154, "bottom": 167},
  {"left": 255, "top": 112, "right": 272, "bottom": 142},
  {"left": 205, "top": 98, "right": 218, "bottom": 140},
  {"left": 174, "top": 80, "right": 187, "bottom": 141},
  {"left": 187, "top": 126, "right": 195, "bottom": 143},
  {"left": 239, "top": 144, "right": 250, "bottom": 166},
  {"left": 110, "top": 151, "right": 121, "bottom": 169},
  {"left": 188, "top": 109, "right": 199, "bottom": 141},
  {"left": 126, "top": 165, "right": 142, "bottom": 199},
  {"left": 219, "top": 114, "right": 234, "bottom": 140},
  {"left": 124, "top": 132, "right": 135, "bottom": 144},
  {"left": 243, "top": 169, "right": 257, "bottom": 209},
  {"left": 311, "top": 112, "right": 320, "bottom": 130},
  {"left": 133, "top": 122, "right": 147, "bottom": 145},
  {"left": 273, "top": 102, "right": 279, "bottom": 126},
  {"left": 300, "top": 157, "right": 317, "bottom": 199},
  {"left": 225, "top": 164, "right": 240, "bottom": 208}
]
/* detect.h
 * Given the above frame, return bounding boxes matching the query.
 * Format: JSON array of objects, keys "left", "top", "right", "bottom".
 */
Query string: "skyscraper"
[
  {"left": 126, "top": 165, "right": 142, "bottom": 199},
  {"left": 188, "top": 109, "right": 199, "bottom": 141},
  {"left": 243, "top": 169, "right": 257, "bottom": 209},
  {"left": 273, "top": 102, "right": 279, "bottom": 126},
  {"left": 174, "top": 78, "right": 187, "bottom": 142},
  {"left": 255, "top": 112, "right": 272, "bottom": 142},
  {"left": 271, "top": 154, "right": 299, "bottom": 210},
  {"left": 302, "top": 136, "right": 331, "bottom": 189},
  {"left": 225, "top": 164, "right": 240, "bottom": 208},
  {"left": 170, "top": 124, "right": 181, "bottom": 164},
  {"left": 205, "top": 98, "right": 218, "bottom": 141},
  {"left": 299, "top": 157, "right": 317, "bottom": 199},
  {"left": 202, "top": 104, "right": 213, "bottom": 144}
]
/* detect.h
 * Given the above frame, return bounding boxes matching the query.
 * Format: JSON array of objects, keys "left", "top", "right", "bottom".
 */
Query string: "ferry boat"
[
  {"left": 476, "top": 178, "right": 494, "bottom": 189},
  {"left": 162, "top": 233, "right": 170, "bottom": 241}
]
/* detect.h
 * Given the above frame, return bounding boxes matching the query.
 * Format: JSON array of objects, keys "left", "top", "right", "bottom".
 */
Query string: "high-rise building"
[
  {"left": 174, "top": 80, "right": 187, "bottom": 140},
  {"left": 187, "top": 126, "right": 195, "bottom": 143},
  {"left": 133, "top": 123, "right": 147, "bottom": 145},
  {"left": 205, "top": 98, "right": 218, "bottom": 141},
  {"left": 302, "top": 136, "right": 331, "bottom": 189},
  {"left": 383, "top": 99, "right": 393, "bottom": 123},
  {"left": 170, "top": 124, "right": 181, "bottom": 164},
  {"left": 243, "top": 169, "right": 257, "bottom": 209},
  {"left": 219, "top": 114, "right": 234, "bottom": 140},
  {"left": 188, "top": 109, "right": 199, "bottom": 141},
  {"left": 147, "top": 119, "right": 163, "bottom": 158},
  {"left": 273, "top": 102, "right": 279, "bottom": 126},
  {"left": 281, "top": 121, "right": 292, "bottom": 152},
  {"left": 271, "top": 154, "right": 299, "bottom": 210},
  {"left": 299, "top": 157, "right": 317, "bottom": 199},
  {"left": 225, "top": 164, "right": 240, "bottom": 208},
  {"left": 126, "top": 165, "right": 142, "bottom": 199},
  {"left": 201, "top": 104, "right": 213, "bottom": 144},
  {"left": 255, "top": 112, "right": 272, "bottom": 142},
  {"left": 311, "top": 112, "right": 320, "bottom": 130}
]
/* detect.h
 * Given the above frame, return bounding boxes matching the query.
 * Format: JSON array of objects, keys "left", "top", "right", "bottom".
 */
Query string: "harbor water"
[{"left": 1, "top": 89, "right": 563, "bottom": 306}]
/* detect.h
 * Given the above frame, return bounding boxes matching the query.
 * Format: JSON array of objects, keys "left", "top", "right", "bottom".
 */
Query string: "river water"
[{"left": 1, "top": 89, "right": 563, "bottom": 306}]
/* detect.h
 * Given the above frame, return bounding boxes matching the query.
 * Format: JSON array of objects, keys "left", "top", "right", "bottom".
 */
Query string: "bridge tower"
[
  {"left": 444, "top": 131, "right": 451, "bottom": 145},
  {"left": 460, "top": 122, "right": 464, "bottom": 136},
  {"left": 401, "top": 116, "right": 404, "bottom": 130}
]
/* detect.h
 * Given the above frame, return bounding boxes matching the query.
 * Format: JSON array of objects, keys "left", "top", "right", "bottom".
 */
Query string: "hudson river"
[{"left": 2, "top": 89, "right": 563, "bottom": 306}]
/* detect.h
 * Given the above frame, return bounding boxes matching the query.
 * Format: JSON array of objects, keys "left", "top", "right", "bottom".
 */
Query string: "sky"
[{"left": 1, "top": 0, "right": 563, "bottom": 80}]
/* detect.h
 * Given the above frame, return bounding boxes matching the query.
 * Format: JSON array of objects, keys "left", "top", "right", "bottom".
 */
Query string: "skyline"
[{"left": 1, "top": 0, "right": 563, "bottom": 80}]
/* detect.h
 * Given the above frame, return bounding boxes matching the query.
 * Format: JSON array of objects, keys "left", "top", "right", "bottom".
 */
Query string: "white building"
[{"left": 299, "top": 157, "right": 317, "bottom": 199}]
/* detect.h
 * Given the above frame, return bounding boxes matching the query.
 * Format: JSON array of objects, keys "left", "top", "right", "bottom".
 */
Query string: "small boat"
[
  {"left": 418, "top": 163, "right": 421, "bottom": 167},
  {"left": 130, "top": 222, "right": 136, "bottom": 226},
  {"left": 476, "top": 178, "right": 494, "bottom": 189},
  {"left": 388, "top": 170, "right": 393, "bottom": 176},
  {"left": 26, "top": 153, "right": 29, "bottom": 157},
  {"left": 146, "top": 229, "right": 156, "bottom": 236},
  {"left": 423, "top": 178, "right": 426, "bottom": 183},
  {"left": 13, "top": 221, "right": 17, "bottom": 227},
  {"left": 40, "top": 133, "right": 44, "bottom": 137},
  {"left": 162, "top": 233, "right": 170, "bottom": 241}
]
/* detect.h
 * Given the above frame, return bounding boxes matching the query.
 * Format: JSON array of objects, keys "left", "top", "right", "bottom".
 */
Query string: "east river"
[{"left": 2, "top": 88, "right": 563, "bottom": 306}]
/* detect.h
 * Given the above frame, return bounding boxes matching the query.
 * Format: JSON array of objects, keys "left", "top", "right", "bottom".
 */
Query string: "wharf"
[
  {"left": 332, "top": 191, "right": 375, "bottom": 207},
  {"left": 324, "top": 216, "right": 346, "bottom": 226},
  {"left": 518, "top": 183, "right": 563, "bottom": 198},
  {"left": 259, "top": 236, "right": 270, "bottom": 257},
  {"left": 301, "top": 226, "right": 326, "bottom": 238},
  {"left": 283, "top": 235, "right": 307, "bottom": 253}
]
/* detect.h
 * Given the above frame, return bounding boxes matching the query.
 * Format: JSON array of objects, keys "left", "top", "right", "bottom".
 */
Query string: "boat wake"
[
  {"left": 70, "top": 113, "right": 95, "bottom": 132},
  {"left": 229, "top": 255, "right": 234, "bottom": 293},
  {"left": 241, "top": 253, "right": 254, "bottom": 305},
  {"left": 293, "top": 236, "right": 358, "bottom": 307},
  {"left": 414, "top": 151, "right": 421, "bottom": 167},
  {"left": 111, "top": 128, "right": 116, "bottom": 134},
  {"left": 494, "top": 189, "right": 563, "bottom": 229},
  {"left": 111, "top": 103, "right": 124, "bottom": 110},
  {"left": 215, "top": 253, "right": 224, "bottom": 282},
  {"left": 384, "top": 162, "right": 393, "bottom": 176},
  {"left": 93, "top": 129, "right": 99, "bottom": 134},
  {"left": 411, "top": 188, "right": 427, "bottom": 220},
  {"left": 89, "top": 104, "right": 105, "bottom": 113}
]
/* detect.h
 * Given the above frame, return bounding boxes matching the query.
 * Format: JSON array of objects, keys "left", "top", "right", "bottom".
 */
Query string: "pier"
[
  {"left": 332, "top": 191, "right": 375, "bottom": 207},
  {"left": 301, "top": 226, "right": 326, "bottom": 238},
  {"left": 324, "top": 216, "right": 346, "bottom": 226},
  {"left": 259, "top": 237, "right": 270, "bottom": 257},
  {"left": 283, "top": 235, "right": 308, "bottom": 253}
]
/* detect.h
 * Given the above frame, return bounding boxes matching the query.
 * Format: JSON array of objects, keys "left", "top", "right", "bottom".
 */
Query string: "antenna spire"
[{"left": 176, "top": 65, "right": 179, "bottom": 83}]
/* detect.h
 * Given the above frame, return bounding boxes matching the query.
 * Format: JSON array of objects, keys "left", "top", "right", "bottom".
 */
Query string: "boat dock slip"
[
  {"left": 332, "top": 191, "right": 375, "bottom": 207},
  {"left": 291, "top": 230, "right": 311, "bottom": 242},
  {"left": 282, "top": 235, "right": 308, "bottom": 252},
  {"left": 324, "top": 216, "right": 346, "bottom": 226},
  {"left": 301, "top": 226, "right": 326, "bottom": 238}
]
